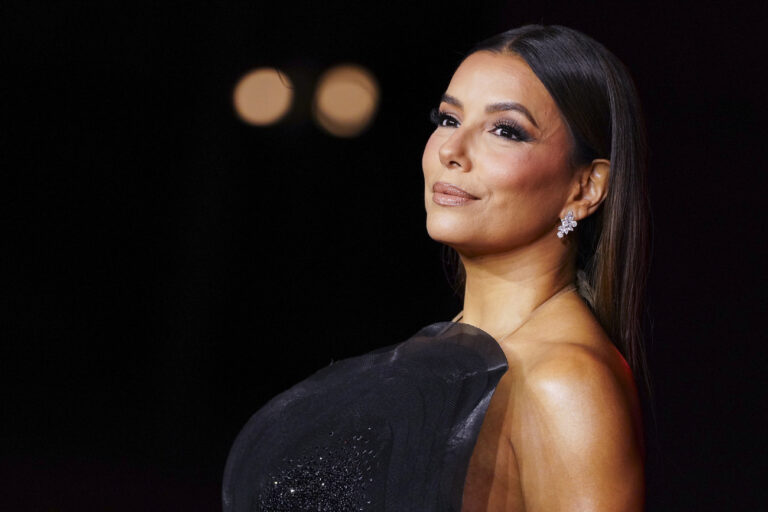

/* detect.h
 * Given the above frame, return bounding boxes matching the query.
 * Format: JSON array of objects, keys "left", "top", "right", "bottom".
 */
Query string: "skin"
[{"left": 422, "top": 51, "right": 644, "bottom": 511}]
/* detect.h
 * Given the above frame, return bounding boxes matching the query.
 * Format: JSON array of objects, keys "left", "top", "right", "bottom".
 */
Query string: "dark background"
[{"left": 2, "top": 1, "right": 766, "bottom": 510}]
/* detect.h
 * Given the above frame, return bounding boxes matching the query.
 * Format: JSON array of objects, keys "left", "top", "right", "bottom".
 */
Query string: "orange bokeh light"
[
  {"left": 233, "top": 67, "right": 294, "bottom": 126},
  {"left": 313, "top": 64, "right": 379, "bottom": 137}
]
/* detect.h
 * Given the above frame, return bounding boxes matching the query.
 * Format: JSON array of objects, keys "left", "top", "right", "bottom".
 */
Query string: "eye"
[
  {"left": 429, "top": 108, "right": 459, "bottom": 128},
  {"left": 491, "top": 120, "right": 532, "bottom": 142}
]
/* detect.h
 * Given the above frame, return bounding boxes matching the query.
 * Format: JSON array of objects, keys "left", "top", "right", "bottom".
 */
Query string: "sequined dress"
[{"left": 222, "top": 321, "right": 508, "bottom": 511}]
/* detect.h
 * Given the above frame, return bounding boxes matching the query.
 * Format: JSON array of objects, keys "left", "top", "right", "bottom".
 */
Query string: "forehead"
[{"left": 446, "top": 51, "right": 559, "bottom": 123}]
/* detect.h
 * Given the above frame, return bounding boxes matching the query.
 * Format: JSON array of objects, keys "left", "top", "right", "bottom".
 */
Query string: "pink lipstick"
[{"left": 432, "top": 182, "right": 478, "bottom": 206}]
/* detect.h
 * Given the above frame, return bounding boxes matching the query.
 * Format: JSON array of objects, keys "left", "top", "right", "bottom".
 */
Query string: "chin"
[{"left": 426, "top": 214, "right": 474, "bottom": 247}]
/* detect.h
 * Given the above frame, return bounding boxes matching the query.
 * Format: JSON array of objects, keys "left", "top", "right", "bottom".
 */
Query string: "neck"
[{"left": 459, "top": 236, "right": 576, "bottom": 341}]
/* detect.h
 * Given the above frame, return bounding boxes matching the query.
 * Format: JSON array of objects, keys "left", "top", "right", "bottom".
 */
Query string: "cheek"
[
  {"left": 484, "top": 150, "right": 567, "bottom": 198},
  {"left": 422, "top": 133, "right": 441, "bottom": 178}
]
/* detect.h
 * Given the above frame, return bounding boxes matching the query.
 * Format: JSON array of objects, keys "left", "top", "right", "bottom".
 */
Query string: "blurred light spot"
[
  {"left": 233, "top": 68, "right": 293, "bottom": 125},
  {"left": 313, "top": 64, "right": 379, "bottom": 137}
]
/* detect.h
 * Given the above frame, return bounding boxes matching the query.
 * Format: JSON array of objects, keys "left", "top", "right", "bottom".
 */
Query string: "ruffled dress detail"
[{"left": 222, "top": 321, "right": 508, "bottom": 511}]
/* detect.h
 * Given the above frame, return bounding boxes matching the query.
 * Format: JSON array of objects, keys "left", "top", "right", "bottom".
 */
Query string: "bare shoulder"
[
  {"left": 525, "top": 339, "right": 636, "bottom": 412},
  {"left": 509, "top": 296, "right": 642, "bottom": 436},
  {"left": 521, "top": 337, "right": 642, "bottom": 442},
  {"left": 504, "top": 328, "right": 645, "bottom": 509}
]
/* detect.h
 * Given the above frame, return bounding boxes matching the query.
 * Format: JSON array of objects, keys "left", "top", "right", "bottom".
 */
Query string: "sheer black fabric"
[{"left": 222, "top": 321, "right": 508, "bottom": 511}]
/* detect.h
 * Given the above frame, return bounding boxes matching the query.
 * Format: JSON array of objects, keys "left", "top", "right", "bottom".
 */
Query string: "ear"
[{"left": 560, "top": 159, "right": 610, "bottom": 221}]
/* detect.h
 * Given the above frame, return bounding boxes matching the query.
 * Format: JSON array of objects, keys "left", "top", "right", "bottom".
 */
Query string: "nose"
[{"left": 438, "top": 129, "right": 471, "bottom": 172}]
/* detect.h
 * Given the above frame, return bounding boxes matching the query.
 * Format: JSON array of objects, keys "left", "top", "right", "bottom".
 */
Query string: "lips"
[{"left": 432, "top": 181, "right": 478, "bottom": 206}]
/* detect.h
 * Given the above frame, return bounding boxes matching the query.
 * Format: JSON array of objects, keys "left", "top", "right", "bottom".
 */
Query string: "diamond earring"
[{"left": 557, "top": 210, "right": 577, "bottom": 238}]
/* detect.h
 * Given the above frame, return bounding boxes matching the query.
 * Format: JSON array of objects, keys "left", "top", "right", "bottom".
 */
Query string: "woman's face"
[{"left": 422, "top": 51, "right": 576, "bottom": 257}]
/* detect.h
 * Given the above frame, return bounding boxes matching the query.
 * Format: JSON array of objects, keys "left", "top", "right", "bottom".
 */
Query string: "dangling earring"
[{"left": 557, "top": 210, "right": 577, "bottom": 238}]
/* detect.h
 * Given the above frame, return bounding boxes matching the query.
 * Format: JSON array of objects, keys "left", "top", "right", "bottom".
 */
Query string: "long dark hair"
[{"left": 449, "top": 25, "right": 651, "bottom": 390}]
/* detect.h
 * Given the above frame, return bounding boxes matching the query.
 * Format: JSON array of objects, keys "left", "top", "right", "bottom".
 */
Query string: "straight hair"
[{"left": 449, "top": 25, "right": 651, "bottom": 392}]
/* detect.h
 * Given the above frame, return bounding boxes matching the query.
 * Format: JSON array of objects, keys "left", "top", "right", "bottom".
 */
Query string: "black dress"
[{"left": 222, "top": 321, "right": 508, "bottom": 511}]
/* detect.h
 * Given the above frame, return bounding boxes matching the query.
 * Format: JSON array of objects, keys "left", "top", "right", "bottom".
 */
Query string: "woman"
[{"left": 224, "top": 24, "right": 649, "bottom": 511}]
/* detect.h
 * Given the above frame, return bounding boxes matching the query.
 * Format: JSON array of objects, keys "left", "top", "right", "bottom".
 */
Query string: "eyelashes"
[
  {"left": 429, "top": 107, "right": 457, "bottom": 128},
  {"left": 492, "top": 120, "right": 533, "bottom": 142},
  {"left": 429, "top": 107, "right": 532, "bottom": 142}
]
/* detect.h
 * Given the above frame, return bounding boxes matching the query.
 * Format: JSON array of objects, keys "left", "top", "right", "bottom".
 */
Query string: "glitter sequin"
[{"left": 256, "top": 428, "right": 381, "bottom": 511}]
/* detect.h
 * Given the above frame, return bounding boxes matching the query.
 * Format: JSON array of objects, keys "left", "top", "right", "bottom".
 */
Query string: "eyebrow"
[{"left": 441, "top": 94, "right": 539, "bottom": 128}]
